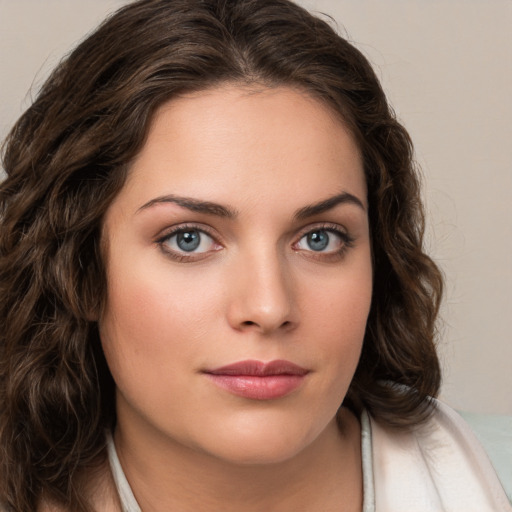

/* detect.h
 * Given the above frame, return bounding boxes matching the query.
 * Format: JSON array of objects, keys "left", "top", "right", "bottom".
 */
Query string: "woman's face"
[{"left": 100, "top": 85, "right": 372, "bottom": 465}]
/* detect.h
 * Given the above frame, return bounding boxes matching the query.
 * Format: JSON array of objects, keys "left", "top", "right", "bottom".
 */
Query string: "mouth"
[{"left": 202, "top": 360, "right": 309, "bottom": 400}]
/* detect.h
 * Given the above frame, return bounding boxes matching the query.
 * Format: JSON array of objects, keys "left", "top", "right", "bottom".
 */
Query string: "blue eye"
[
  {"left": 161, "top": 228, "right": 217, "bottom": 255},
  {"left": 306, "top": 231, "right": 329, "bottom": 251},
  {"left": 176, "top": 230, "right": 201, "bottom": 251},
  {"left": 296, "top": 228, "right": 348, "bottom": 253}
]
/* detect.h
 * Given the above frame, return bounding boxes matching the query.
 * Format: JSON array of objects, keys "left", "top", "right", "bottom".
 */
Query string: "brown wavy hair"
[{"left": 0, "top": 0, "right": 443, "bottom": 510}]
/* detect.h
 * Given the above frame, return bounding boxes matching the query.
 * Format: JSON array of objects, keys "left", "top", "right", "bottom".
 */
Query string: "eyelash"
[{"left": 155, "top": 222, "right": 355, "bottom": 262}]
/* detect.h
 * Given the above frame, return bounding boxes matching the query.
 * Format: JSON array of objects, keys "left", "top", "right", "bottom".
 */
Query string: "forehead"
[{"left": 116, "top": 85, "right": 366, "bottom": 214}]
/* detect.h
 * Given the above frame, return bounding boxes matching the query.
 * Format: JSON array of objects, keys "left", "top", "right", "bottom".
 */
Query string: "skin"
[{"left": 99, "top": 85, "right": 373, "bottom": 511}]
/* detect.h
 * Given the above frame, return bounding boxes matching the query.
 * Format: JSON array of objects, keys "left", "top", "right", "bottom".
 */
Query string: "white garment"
[
  {"left": 107, "top": 436, "right": 141, "bottom": 512},
  {"left": 369, "top": 399, "right": 511, "bottom": 511},
  {"left": 107, "top": 400, "right": 511, "bottom": 512}
]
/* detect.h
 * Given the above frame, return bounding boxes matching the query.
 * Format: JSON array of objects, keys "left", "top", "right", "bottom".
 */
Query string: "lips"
[{"left": 203, "top": 360, "right": 309, "bottom": 400}]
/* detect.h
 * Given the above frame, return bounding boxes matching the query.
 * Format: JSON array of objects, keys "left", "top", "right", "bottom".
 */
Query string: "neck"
[{"left": 113, "top": 408, "right": 362, "bottom": 512}]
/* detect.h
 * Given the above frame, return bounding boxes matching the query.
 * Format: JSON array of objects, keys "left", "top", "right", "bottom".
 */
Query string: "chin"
[
  {"left": 190, "top": 417, "right": 331, "bottom": 467},
  {"left": 207, "top": 438, "right": 310, "bottom": 466}
]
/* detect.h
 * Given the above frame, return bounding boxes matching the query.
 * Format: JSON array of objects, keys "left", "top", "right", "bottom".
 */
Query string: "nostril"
[
  {"left": 241, "top": 320, "right": 291, "bottom": 329},
  {"left": 241, "top": 320, "right": 292, "bottom": 329}
]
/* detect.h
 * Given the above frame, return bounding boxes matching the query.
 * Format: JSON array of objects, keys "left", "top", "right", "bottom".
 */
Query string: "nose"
[{"left": 226, "top": 250, "right": 297, "bottom": 335}]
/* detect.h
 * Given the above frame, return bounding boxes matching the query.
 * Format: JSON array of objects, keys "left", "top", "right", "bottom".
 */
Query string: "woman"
[{"left": 0, "top": 0, "right": 509, "bottom": 511}]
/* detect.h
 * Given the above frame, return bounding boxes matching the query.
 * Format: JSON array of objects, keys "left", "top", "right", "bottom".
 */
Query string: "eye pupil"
[
  {"left": 307, "top": 230, "right": 329, "bottom": 251},
  {"left": 177, "top": 230, "right": 200, "bottom": 251}
]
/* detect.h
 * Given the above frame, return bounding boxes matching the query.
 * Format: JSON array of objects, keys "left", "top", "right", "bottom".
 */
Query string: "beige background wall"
[{"left": 1, "top": 0, "right": 510, "bottom": 414}]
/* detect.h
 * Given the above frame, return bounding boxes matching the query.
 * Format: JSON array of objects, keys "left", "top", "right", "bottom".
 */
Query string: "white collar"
[{"left": 107, "top": 432, "right": 141, "bottom": 512}]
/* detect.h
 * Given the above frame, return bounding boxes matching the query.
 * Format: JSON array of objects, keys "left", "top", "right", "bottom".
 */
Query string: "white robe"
[{"left": 366, "top": 399, "right": 511, "bottom": 511}]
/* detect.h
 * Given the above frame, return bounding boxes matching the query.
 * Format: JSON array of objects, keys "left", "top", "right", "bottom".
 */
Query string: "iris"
[
  {"left": 307, "top": 230, "right": 329, "bottom": 251},
  {"left": 176, "top": 230, "right": 201, "bottom": 252}
]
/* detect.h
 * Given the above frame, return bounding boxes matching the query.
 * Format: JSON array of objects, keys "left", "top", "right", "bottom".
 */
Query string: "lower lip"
[{"left": 205, "top": 374, "right": 306, "bottom": 400}]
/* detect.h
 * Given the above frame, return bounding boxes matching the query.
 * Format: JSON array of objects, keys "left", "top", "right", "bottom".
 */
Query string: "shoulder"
[{"left": 367, "top": 399, "right": 512, "bottom": 511}]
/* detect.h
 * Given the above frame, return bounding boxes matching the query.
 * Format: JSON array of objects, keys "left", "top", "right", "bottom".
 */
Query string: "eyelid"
[
  {"left": 154, "top": 222, "right": 217, "bottom": 242},
  {"left": 294, "top": 222, "right": 350, "bottom": 241}
]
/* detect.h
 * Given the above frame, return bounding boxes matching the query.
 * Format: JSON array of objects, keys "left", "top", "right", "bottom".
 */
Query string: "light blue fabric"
[{"left": 460, "top": 411, "right": 512, "bottom": 502}]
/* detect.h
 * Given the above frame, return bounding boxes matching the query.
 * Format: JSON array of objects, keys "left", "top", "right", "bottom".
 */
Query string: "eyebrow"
[
  {"left": 137, "top": 191, "right": 365, "bottom": 219},
  {"left": 137, "top": 194, "right": 238, "bottom": 218},
  {"left": 293, "top": 192, "right": 366, "bottom": 219}
]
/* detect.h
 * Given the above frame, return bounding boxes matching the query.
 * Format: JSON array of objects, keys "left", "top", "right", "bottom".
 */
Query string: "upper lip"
[{"left": 204, "top": 359, "right": 309, "bottom": 376}]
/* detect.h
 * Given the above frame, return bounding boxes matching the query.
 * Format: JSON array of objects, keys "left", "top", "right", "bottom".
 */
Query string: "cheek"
[
  {"left": 98, "top": 269, "right": 208, "bottom": 429},
  {"left": 98, "top": 251, "right": 227, "bottom": 387},
  {"left": 302, "top": 259, "right": 372, "bottom": 376},
  {"left": 305, "top": 257, "right": 372, "bottom": 330}
]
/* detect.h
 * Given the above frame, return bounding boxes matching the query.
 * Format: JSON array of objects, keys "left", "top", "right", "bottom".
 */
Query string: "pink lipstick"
[{"left": 203, "top": 360, "right": 309, "bottom": 400}]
